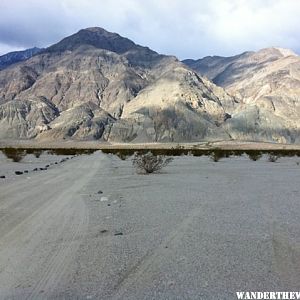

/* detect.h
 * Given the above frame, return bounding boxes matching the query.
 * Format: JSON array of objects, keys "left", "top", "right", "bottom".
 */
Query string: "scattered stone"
[
  {"left": 55, "top": 162, "right": 58, "bottom": 165},
  {"left": 15, "top": 171, "right": 23, "bottom": 175},
  {"left": 114, "top": 232, "right": 123, "bottom": 236},
  {"left": 24, "top": 170, "right": 29, "bottom": 173},
  {"left": 97, "top": 190, "right": 103, "bottom": 194},
  {"left": 39, "top": 168, "right": 47, "bottom": 171},
  {"left": 100, "top": 230, "right": 108, "bottom": 234},
  {"left": 0, "top": 175, "right": 5, "bottom": 179},
  {"left": 33, "top": 168, "right": 38, "bottom": 171},
  {"left": 45, "top": 165, "right": 50, "bottom": 168},
  {"left": 107, "top": 204, "right": 111, "bottom": 207}
]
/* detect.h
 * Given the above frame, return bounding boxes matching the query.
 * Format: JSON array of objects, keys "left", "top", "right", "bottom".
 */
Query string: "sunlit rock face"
[
  {"left": 0, "top": 27, "right": 236, "bottom": 142},
  {"left": 0, "top": 27, "right": 299, "bottom": 144},
  {"left": 183, "top": 48, "right": 300, "bottom": 143}
]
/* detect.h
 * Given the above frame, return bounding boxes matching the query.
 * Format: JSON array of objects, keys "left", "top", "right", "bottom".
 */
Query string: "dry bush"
[
  {"left": 209, "top": 149, "right": 226, "bottom": 162},
  {"left": 268, "top": 153, "right": 279, "bottom": 162},
  {"left": 247, "top": 151, "right": 262, "bottom": 161},
  {"left": 133, "top": 152, "right": 173, "bottom": 174},
  {"left": 2, "top": 148, "right": 26, "bottom": 162}
]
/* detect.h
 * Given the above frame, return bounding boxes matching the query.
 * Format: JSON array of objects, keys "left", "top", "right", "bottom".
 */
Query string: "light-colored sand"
[
  {"left": 1, "top": 139, "right": 300, "bottom": 150},
  {"left": 0, "top": 152, "right": 300, "bottom": 299}
]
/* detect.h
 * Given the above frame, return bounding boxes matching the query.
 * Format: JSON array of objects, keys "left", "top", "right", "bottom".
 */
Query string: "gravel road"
[{"left": 0, "top": 152, "right": 299, "bottom": 299}]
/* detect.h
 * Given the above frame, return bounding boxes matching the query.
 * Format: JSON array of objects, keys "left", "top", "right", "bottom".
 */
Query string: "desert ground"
[
  {"left": 2, "top": 140, "right": 300, "bottom": 150},
  {"left": 0, "top": 150, "right": 300, "bottom": 299}
]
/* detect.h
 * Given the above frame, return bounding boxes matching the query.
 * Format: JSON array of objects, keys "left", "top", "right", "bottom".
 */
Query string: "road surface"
[{"left": 0, "top": 152, "right": 300, "bottom": 299}]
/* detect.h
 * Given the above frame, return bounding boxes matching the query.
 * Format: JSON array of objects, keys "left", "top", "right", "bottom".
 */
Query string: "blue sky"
[{"left": 0, "top": 0, "right": 299, "bottom": 59}]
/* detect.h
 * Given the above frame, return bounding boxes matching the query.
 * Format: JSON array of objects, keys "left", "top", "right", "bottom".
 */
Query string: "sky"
[{"left": 0, "top": 0, "right": 299, "bottom": 59}]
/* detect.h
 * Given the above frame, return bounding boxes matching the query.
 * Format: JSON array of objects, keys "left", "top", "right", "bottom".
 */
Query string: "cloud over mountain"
[{"left": 0, "top": 0, "right": 299, "bottom": 58}]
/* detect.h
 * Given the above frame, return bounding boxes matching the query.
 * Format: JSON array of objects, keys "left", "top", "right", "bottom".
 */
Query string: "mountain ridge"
[
  {"left": 0, "top": 27, "right": 235, "bottom": 142},
  {"left": 183, "top": 48, "right": 300, "bottom": 143},
  {"left": 0, "top": 47, "right": 42, "bottom": 70},
  {"left": 0, "top": 28, "right": 299, "bottom": 143}
]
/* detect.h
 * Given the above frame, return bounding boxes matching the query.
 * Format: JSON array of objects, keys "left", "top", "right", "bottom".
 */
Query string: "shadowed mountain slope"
[
  {"left": 0, "top": 47, "right": 42, "bottom": 70},
  {"left": 0, "top": 27, "right": 235, "bottom": 142}
]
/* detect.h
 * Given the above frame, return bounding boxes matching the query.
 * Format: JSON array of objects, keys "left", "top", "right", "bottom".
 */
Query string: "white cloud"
[{"left": 0, "top": 0, "right": 299, "bottom": 58}]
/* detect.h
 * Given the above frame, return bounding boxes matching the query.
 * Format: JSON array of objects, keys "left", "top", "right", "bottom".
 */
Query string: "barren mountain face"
[
  {"left": 0, "top": 27, "right": 235, "bottom": 142},
  {"left": 0, "top": 28, "right": 299, "bottom": 143},
  {"left": 0, "top": 47, "right": 42, "bottom": 71},
  {"left": 184, "top": 48, "right": 300, "bottom": 143}
]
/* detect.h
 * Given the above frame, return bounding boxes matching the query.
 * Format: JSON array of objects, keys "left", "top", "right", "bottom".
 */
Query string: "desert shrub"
[
  {"left": 2, "top": 148, "right": 26, "bottom": 162},
  {"left": 116, "top": 151, "right": 128, "bottom": 160},
  {"left": 268, "top": 153, "right": 279, "bottom": 162},
  {"left": 209, "top": 149, "right": 225, "bottom": 162},
  {"left": 132, "top": 152, "right": 173, "bottom": 174},
  {"left": 33, "top": 150, "right": 43, "bottom": 158},
  {"left": 247, "top": 151, "right": 262, "bottom": 161}
]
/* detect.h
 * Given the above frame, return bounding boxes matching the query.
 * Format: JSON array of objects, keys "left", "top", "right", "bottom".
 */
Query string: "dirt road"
[{"left": 0, "top": 152, "right": 299, "bottom": 299}]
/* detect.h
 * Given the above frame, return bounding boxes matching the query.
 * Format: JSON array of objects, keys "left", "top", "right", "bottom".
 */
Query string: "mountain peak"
[
  {"left": 257, "top": 47, "right": 297, "bottom": 58},
  {"left": 46, "top": 27, "right": 151, "bottom": 55},
  {"left": 272, "top": 47, "right": 297, "bottom": 57}
]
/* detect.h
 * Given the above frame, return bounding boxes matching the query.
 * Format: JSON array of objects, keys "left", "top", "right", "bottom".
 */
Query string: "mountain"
[
  {"left": 1, "top": 29, "right": 299, "bottom": 144},
  {"left": 183, "top": 48, "right": 300, "bottom": 143},
  {"left": 0, "top": 47, "right": 42, "bottom": 70},
  {"left": 0, "top": 27, "right": 235, "bottom": 142}
]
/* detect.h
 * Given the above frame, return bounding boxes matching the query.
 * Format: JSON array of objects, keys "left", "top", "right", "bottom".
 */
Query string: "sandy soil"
[
  {"left": 0, "top": 152, "right": 300, "bottom": 299},
  {"left": 1, "top": 139, "right": 300, "bottom": 150}
]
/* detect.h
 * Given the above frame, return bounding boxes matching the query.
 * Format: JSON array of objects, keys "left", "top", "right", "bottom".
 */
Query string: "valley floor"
[
  {"left": 1, "top": 139, "right": 300, "bottom": 150},
  {"left": 0, "top": 153, "right": 300, "bottom": 299}
]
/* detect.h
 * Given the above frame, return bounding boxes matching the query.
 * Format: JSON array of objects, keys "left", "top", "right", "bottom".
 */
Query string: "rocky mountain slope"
[
  {"left": 0, "top": 27, "right": 235, "bottom": 142},
  {"left": 0, "top": 47, "right": 42, "bottom": 70},
  {"left": 184, "top": 48, "right": 300, "bottom": 143}
]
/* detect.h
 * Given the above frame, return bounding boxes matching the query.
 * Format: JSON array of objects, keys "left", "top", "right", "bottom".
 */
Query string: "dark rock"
[
  {"left": 0, "top": 175, "right": 5, "bottom": 179},
  {"left": 97, "top": 190, "right": 103, "bottom": 194},
  {"left": 15, "top": 171, "right": 23, "bottom": 175},
  {"left": 114, "top": 232, "right": 123, "bottom": 236},
  {"left": 33, "top": 168, "right": 38, "bottom": 171},
  {"left": 39, "top": 168, "right": 47, "bottom": 171},
  {"left": 224, "top": 113, "right": 232, "bottom": 121},
  {"left": 24, "top": 170, "right": 29, "bottom": 173},
  {"left": 100, "top": 230, "right": 108, "bottom": 234}
]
